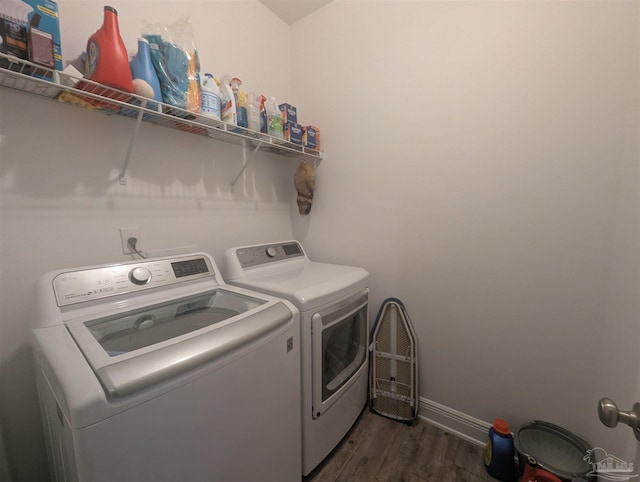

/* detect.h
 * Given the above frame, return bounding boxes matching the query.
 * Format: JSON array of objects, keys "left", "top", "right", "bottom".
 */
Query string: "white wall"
[
  {"left": 3, "top": 2, "right": 640, "bottom": 481},
  {"left": 592, "top": 73, "right": 640, "bottom": 459},
  {"left": 291, "top": 0, "right": 640, "bottom": 454},
  {"left": 0, "top": 2, "right": 297, "bottom": 481}
]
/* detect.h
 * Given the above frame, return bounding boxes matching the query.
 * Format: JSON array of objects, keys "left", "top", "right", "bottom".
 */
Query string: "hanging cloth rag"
[{"left": 294, "top": 161, "right": 315, "bottom": 215}]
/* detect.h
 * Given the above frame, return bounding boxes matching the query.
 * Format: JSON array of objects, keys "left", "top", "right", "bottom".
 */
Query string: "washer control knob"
[
  {"left": 265, "top": 247, "right": 277, "bottom": 258},
  {"left": 129, "top": 267, "right": 152, "bottom": 285}
]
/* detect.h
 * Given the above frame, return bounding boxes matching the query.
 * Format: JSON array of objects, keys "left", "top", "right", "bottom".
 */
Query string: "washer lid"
[
  {"left": 66, "top": 288, "right": 292, "bottom": 398},
  {"left": 230, "top": 262, "right": 369, "bottom": 311}
]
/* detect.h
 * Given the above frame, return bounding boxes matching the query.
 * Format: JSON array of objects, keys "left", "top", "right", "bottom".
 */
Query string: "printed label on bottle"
[
  {"left": 483, "top": 438, "right": 492, "bottom": 466},
  {"left": 221, "top": 100, "right": 237, "bottom": 124},
  {"left": 201, "top": 92, "right": 220, "bottom": 117},
  {"left": 237, "top": 107, "right": 248, "bottom": 128},
  {"left": 268, "top": 115, "right": 283, "bottom": 133},
  {"left": 85, "top": 39, "right": 99, "bottom": 77}
]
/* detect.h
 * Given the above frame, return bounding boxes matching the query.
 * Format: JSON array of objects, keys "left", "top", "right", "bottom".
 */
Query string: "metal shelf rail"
[{"left": 0, "top": 53, "right": 323, "bottom": 187}]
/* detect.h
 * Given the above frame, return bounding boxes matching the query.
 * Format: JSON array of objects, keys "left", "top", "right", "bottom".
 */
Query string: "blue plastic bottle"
[
  {"left": 484, "top": 419, "right": 516, "bottom": 482},
  {"left": 130, "top": 38, "right": 162, "bottom": 104}
]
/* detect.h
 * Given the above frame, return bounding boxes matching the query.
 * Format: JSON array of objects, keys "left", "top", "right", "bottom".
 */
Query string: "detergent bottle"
[
  {"left": 247, "top": 92, "right": 261, "bottom": 132},
  {"left": 265, "top": 96, "right": 283, "bottom": 139},
  {"left": 259, "top": 95, "right": 268, "bottom": 133},
  {"left": 130, "top": 38, "right": 162, "bottom": 103},
  {"left": 484, "top": 419, "right": 516, "bottom": 482},
  {"left": 219, "top": 74, "right": 237, "bottom": 125},
  {"left": 85, "top": 6, "right": 133, "bottom": 93},
  {"left": 200, "top": 73, "right": 221, "bottom": 121},
  {"left": 230, "top": 77, "right": 248, "bottom": 128}
]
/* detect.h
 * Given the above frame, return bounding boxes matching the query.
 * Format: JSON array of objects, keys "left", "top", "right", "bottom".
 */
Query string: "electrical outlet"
[{"left": 119, "top": 227, "right": 143, "bottom": 255}]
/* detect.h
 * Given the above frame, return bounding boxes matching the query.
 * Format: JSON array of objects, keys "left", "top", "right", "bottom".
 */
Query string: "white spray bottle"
[{"left": 219, "top": 74, "right": 237, "bottom": 125}]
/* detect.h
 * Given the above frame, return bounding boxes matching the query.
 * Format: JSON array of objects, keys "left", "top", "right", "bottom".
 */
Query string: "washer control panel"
[
  {"left": 53, "top": 255, "right": 213, "bottom": 307},
  {"left": 235, "top": 242, "right": 305, "bottom": 268}
]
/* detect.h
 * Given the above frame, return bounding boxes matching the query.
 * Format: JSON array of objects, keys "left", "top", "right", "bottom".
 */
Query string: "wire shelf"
[{"left": 0, "top": 53, "right": 323, "bottom": 180}]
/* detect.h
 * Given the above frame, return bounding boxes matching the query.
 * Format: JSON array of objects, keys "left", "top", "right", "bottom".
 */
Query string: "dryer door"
[{"left": 311, "top": 289, "right": 368, "bottom": 418}]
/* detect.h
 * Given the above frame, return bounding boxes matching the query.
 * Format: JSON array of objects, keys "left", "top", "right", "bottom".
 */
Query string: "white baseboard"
[{"left": 418, "top": 397, "right": 492, "bottom": 447}]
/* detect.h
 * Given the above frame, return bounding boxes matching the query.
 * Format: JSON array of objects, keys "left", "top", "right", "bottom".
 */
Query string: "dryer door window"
[{"left": 311, "top": 291, "right": 368, "bottom": 418}]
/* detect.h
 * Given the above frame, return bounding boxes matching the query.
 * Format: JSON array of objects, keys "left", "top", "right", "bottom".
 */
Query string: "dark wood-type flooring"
[{"left": 305, "top": 409, "right": 494, "bottom": 482}]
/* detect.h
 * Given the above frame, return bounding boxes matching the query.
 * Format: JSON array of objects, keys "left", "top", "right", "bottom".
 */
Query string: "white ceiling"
[{"left": 259, "top": 0, "right": 333, "bottom": 25}]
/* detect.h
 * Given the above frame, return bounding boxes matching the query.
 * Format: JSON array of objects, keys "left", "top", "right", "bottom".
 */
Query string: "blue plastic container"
[
  {"left": 130, "top": 37, "right": 162, "bottom": 103},
  {"left": 484, "top": 418, "right": 516, "bottom": 482}
]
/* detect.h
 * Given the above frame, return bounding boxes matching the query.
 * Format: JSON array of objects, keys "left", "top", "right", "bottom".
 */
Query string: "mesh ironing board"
[{"left": 369, "top": 298, "right": 419, "bottom": 424}]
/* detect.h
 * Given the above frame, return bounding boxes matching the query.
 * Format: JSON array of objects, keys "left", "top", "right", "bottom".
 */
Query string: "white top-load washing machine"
[
  {"left": 223, "top": 241, "right": 370, "bottom": 476},
  {"left": 31, "top": 252, "right": 301, "bottom": 482}
]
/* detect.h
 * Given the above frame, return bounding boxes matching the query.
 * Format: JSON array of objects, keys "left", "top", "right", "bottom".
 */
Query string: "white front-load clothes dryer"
[
  {"left": 31, "top": 252, "right": 301, "bottom": 482},
  {"left": 222, "top": 240, "right": 370, "bottom": 476}
]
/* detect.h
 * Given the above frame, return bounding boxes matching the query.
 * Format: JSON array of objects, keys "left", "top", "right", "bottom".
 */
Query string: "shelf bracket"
[
  {"left": 309, "top": 153, "right": 323, "bottom": 171},
  {"left": 119, "top": 100, "right": 147, "bottom": 186},
  {"left": 230, "top": 144, "right": 261, "bottom": 192}
]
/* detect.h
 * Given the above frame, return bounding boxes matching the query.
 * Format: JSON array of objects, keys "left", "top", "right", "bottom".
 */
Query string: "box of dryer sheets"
[
  {"left": 284, "top": 121, "right": 303, "bottom": 145},
  {"left": 303, "top": 125, "right": 320, "bottom": 150},
  {"left": 0, "top": 0, "right": 62, "bottom": 70},
  {"left": 279, "top": 103, "right": 297, "bottom": 124}
]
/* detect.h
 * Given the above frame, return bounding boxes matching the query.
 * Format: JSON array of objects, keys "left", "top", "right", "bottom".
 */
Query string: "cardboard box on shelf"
[
  {"left": 303, "top": 125, "right": 320, "bottom": 151},
  {"left": 279, "top": 103, "right": 297, "bottom": 124},
  {"left": 284, "top": 121, "right": 303, "bottom": 145},
  {"left": 0, "top": 0, "right": 62, "bottom": 70}
]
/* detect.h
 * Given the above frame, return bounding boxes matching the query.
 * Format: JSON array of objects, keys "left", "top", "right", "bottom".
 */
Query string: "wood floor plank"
[
  {"left": 435, "top": 431, "right": 461, "bottom": 482},
  {"left": 374, "top": 417, "right": 427, "bottom": 482},
  {"left": 337, "top": 415, "right": 403, "bottom": 481},
  {"left": 455, "top": 440, "right": 490, "bottom": 479},
  {"left": 305, "top": 409, "right": 489, "bottom": 482},
  {"left": 413, "top": 427, "right": 444, "bottom": 479},
  {"left": 454, "top": 467, "right": 492, "bottom": 482}
]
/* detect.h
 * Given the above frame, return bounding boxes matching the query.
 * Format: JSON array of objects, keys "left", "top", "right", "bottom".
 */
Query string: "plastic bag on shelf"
[{"left": 142, "top": 17, "right": 201, "bottom": 115}]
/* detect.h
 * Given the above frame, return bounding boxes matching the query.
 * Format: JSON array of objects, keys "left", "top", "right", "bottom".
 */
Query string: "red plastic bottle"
[
  {"left": 85, "top": 6, "right": 133, "bottom": 93},
  {"left": 520, "top": 456, "right": 562, "bottom": 482}
]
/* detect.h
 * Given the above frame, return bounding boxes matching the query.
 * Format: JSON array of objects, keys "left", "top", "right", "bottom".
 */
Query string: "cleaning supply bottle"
[
  {"left": 130, "top": 38, "right": 162, "bottom": 103},
  {"left": 484, "top": 419, "right": 516, "bottom": 482},
  {"left": 230, "top": 77, "right": 248, "bottom": 128},
  {"left": 200, "top": 73, "right": 221, "bottom": 120},
  {"left": 247, "top": 92, "right": 261, "bottom": 132},
  {"left": 85, "top": 6, "right": 133, "bottom": 93},
  {"left": 259, "top": 95, "right": 267, "bottom": 133},
  {"left": 265, "top": 96, "right": 283, "bottom": 139},
  {"left": 219, "top": 74, "right": 237, "bottom": 125}
]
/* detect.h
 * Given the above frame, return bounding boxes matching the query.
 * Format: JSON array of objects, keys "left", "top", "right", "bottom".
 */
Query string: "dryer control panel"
[
  {"left": 53, "top": 255, "right": 214, "bottom": 307},
  {"left": 235, "top": 241, "right": 305, "bottom": 269}
]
